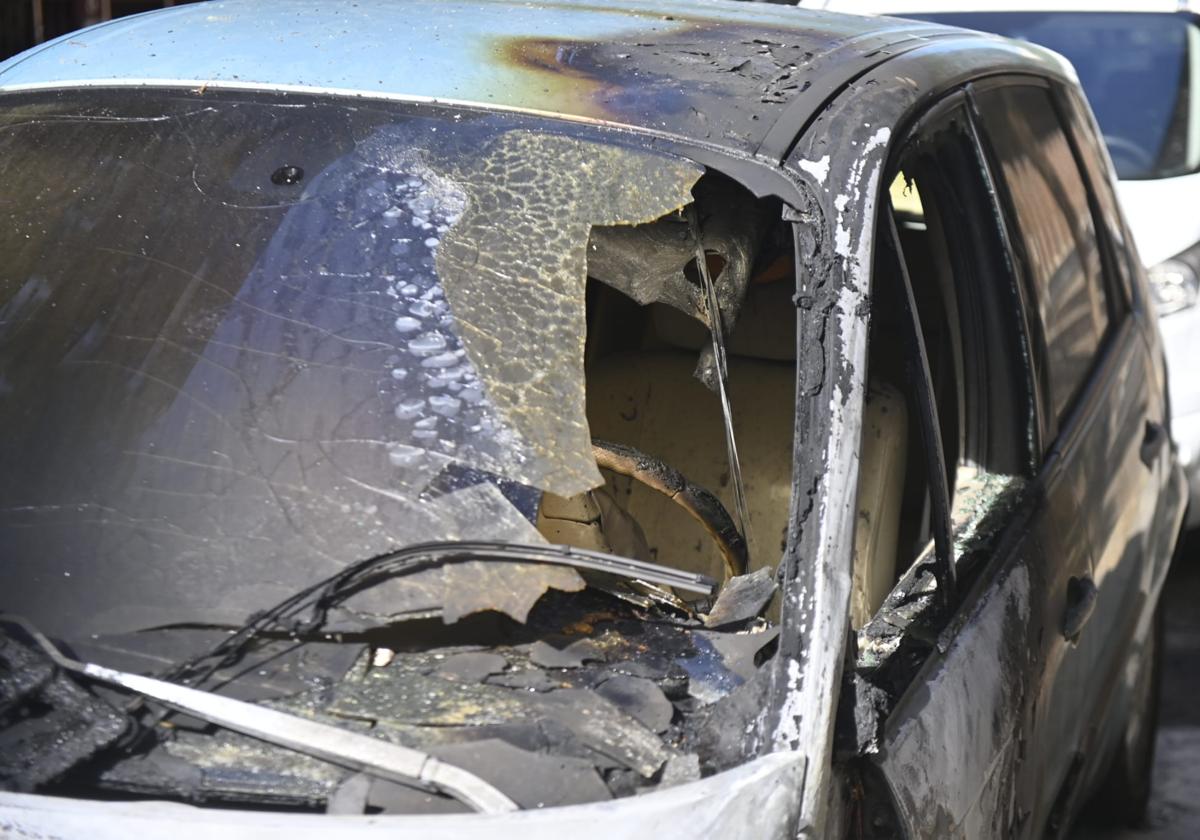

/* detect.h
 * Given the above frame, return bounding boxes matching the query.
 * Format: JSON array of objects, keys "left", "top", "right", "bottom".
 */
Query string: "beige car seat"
[
  {"left": 850, "top": 383, "right": 908, "bottom": 628},
  {"left": 539, "top": 278, "right": 909, "bottom": 622},
  {"left": 578, "top": 281, "right": 798, "bottom": 582},
  {"left": 585, "top": 350, "right": 795, "bottom": 581}
]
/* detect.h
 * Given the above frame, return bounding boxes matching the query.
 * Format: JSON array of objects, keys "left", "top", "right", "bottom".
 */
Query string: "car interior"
[
  {"left": 535, "top": 171, "right": 797, "bottom": 587},
  {"left": 525, "top": 142, "right": 1028, "bottom": 637},
  {"left": 856, "top": 99, "right": 1033, "bottom": 638}
]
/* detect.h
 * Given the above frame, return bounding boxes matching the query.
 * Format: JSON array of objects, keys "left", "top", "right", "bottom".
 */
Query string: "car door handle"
[
  {"left": 1140, "top": 420, "right": 1167, "bottom": 468},
  {"left": 1062, "top": 575, "right": 1098, "bottom": 643}
]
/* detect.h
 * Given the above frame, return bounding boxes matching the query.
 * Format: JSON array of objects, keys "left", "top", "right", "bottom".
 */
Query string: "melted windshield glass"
[{"left": 0, "top": 90, "right": 701, "bottom": 640}]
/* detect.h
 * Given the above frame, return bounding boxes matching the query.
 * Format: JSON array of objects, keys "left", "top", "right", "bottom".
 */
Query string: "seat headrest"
[{"left": 650, "top": 279, "right": 796, "bottom": 362}]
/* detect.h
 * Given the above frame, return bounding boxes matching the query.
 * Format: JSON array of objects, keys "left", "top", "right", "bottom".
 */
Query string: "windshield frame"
[{"left": 0, "top": 83, "right": 863, "bottom": 803}]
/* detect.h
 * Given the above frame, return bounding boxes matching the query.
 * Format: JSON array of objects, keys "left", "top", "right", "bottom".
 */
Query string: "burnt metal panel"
[{"left": 0, "top": 0, "right": 960, "bottom": 160}]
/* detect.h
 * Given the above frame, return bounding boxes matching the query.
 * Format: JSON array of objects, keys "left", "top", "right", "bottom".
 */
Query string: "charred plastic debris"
[
  {"left": 839, "top": 470, "right": 1028, "bottom": 757},
  {"left": 0, "top": 111, "right": 801, "bottom": 815},
  {"left": 1, "top": 559, "right": 779, "bottom": 813}
]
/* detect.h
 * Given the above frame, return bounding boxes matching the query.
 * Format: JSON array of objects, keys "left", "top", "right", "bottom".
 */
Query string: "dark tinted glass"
[
  {"left": 1059, "top": 86, "right": 1139, "bottom": 305},
  {"left": 975, "top": 85, "right": 1109, "bottom": 428},
  {"left": 911, "top": 11, "right": 1197, "bottom": 179}
]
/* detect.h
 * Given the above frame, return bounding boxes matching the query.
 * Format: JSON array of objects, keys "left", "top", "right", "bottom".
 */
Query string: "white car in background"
[{"left": 804, "top": 0, "right": 1200, "bottom": 526}]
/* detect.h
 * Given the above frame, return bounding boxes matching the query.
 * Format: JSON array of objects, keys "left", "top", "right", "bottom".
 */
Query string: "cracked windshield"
[{"left": 0, "top": 88, "right": 791, "bottom": 813}]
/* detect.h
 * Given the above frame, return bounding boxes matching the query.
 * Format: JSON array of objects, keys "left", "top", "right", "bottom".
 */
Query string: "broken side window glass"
[{"left": 853, "top": 102, "right": 1032, "bottom": 637}]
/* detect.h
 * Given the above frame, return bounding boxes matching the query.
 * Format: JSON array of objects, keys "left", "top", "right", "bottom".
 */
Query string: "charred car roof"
[{"left": 0, "top": 0, "right": 972, "bottom": 160}]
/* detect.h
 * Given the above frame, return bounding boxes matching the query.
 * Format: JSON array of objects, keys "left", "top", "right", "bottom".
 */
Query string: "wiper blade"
[
  {"left": 2, "top": 615, "right": 517, "bottom": 814},
  {"left": 433, "top": 540, "right": 717, "bottom": 594},
  {"left": 165, "top": 541, "right": 716, "bottom": 691}
]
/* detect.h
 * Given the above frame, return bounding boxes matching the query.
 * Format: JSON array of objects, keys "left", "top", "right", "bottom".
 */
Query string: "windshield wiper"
[
  {"left": 162, "top": 541, "right": 717, "bottom": 691},
  {"left": 1, "top": 615, "right": 518, "bottom": 815}
]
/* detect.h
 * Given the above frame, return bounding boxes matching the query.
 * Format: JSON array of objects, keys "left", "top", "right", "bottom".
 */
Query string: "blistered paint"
[
  {"left": 832, "top": 127, "right": 890, "bottom": 261},
  {"left": 797, "top": 156, "right": 831, "bottom": 183},
  {"left": 0, "top": 0, "right": 933, "bottom": 159}
]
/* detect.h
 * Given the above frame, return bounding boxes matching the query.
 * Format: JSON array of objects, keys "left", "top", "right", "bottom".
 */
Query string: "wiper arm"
[
  {"left": 2, "top": 615, "right": 517, "bottom": 814},
  {"left": 427, "top": 540, "right": 717, "bottom": 594},
  {"left": 163, "top": 540, "right": 716, "bottom": 691}
]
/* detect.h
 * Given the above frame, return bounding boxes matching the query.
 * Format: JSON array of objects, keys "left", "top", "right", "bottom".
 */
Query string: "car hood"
[{"left": 0, "top": 751, "right": 805, "bottom": 840}]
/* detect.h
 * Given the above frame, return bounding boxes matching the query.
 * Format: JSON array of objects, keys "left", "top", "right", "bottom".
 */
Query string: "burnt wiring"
[
  {"left": 158, "top": 540, "right": 716, "bottom": 691},
  {"left": 687, "top": 205, "right": 752, "bottom": 550}
]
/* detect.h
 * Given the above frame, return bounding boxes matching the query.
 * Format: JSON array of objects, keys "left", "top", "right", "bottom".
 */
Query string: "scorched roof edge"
[{"left": 0, "top": 0, "right": 961, "bottom": 157}]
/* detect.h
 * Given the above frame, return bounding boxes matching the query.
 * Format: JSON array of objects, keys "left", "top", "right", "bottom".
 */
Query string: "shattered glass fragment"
[
  {"left": 436, "top": 131, "right": 702, "bottom": 497},
  {"left": 594, "top": 675, "right": 675, "bottom": 734},
  {"left": 696, "top": 626, "right": 780, "bottom": 681},
  {"left": 535, "top": 689, "right": 673, "bottom": 778},
  {"left": 659, "top": 753, "right": 702, "bottom": 787},
  {"left": 532, "top": 638, "right": 592, "bottom": 667},
  {"left": 441, "top": 559, "right": 585, "bottom": 624},
  {"left": 703, "top": 566, "right": 778, "bottom": 627},
  {"left": 430, "top": 739, "right": 612, "bottom": 809},
  {"left": 484, "top": 668, "right": 562, "bottom": 693},
  {"left": 436, "top": 652, "right": 508, "bottom": 683},
  {"left": 340, "top": 483, "right": 585, "bottom": 627},
  {"left": 677, "top": 632, "right": 745, "bottom": 705}
]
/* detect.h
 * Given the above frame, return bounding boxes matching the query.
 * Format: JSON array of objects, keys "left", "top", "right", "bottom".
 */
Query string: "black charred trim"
[
  {"left": 756, "top": 29, "right": 966, "bottom": 164},
  {"left": 842, "top": 484, "right": 1036, "bottom": 747},
  {"left": 762, "top": 178, "right": 841, "bottom": 747}
]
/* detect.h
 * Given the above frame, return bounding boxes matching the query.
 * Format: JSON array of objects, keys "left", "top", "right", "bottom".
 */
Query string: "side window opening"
[
  {"left": 536, "top": 170, "right": 796, "bottom": 590},
  {"left": 852, "top": 201, "right": 947, "bottom": 630},
  {"left": 852, "top": 100, "right": 1033, "bottom": 662}
]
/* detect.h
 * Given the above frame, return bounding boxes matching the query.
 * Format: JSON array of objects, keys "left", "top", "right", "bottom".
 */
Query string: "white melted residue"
[
  {"left": 833, "top": 195, "right": 851, "bottom": 257},
  {"left": 774, "top": 657, "right": 806, "bottom": 748},
  {"left": 833, "top": 127, "right": 891, "bottom": 261},
  {"left": 798, "top": 155, "right": 831, "bottom": 184}
]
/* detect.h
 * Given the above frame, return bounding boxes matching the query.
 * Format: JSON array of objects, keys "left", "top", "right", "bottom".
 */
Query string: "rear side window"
[
  {"left": 974, "top": 84, "right": 1110, "bottom": 428},
  {"left": 1059, "top": 85, "right": 1139, "bottom": 307}
]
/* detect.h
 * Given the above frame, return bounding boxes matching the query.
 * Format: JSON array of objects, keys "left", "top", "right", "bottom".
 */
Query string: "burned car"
[{"left": 0, "top": 1, "right": 1186, "bottom": 838}]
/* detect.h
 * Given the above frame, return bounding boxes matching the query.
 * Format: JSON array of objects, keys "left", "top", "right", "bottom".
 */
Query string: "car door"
[
  {"left": 970, "top": 78, "right": 1178, "bottom": 831},
  {"left": 1051, "top": 83, "right": 1184, "bottom": 800},
  {"left": 846, "top": 89, "right": 1096, "bottom": 839}
]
